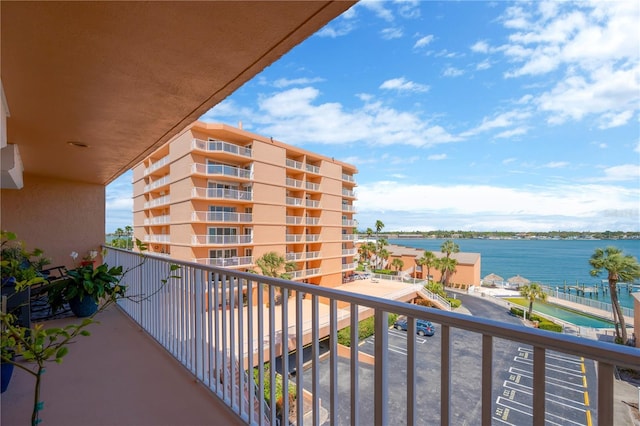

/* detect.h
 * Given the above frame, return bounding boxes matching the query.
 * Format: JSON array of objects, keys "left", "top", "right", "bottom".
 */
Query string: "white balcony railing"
[
  {"left": 285, "top": 234, "right": 304, "bottom": 243},
  {"left": 291, "top": 268, "right": 321, "bottom": 279},
  {"left": 286, "top": 252, "right": 304, "bottom": 261},
  {"left": 106, "top": 246, "right": 638, "bottom": 426},
  {"left": 194, "top": 256, "right": 254, "bottom": 268},
  {"left": 286, "top": 216, "right": 304, "bottom": 225},
  {"left": 342, "top": 248, "right": 357, "bottom": 256},
  {"left": 342, "top": 219, "right": 356, "bottom": 227},
  {"left": 342, "top": 204, "right": 355, "bottom": 212},
  {"left": 305, "top": 217, "right": 319, "bottom": 225},
  {"left": 286, "top": 197, "right": 304, "bottom": 206},
  {"left": 143, "top": 215, "right": 171, "bottom": 225},
  {"left": 305, "top": 199, "right": 320, "bottom": 208},
  {"left": 191, "top": 234, "right": 253, "bottom": 245},
  {"left": 192, "top": 138, "right": 252, "bottom": 157},
  {"left": 144, "top": 154, "right": 170, "bottom": 175},
  {"left": 192, "top": 211, "right": 253, "bottom": 223},
  {"left": 143, "top": 234, "right": 170, "bottom": 243},
  {"left": 285, "top": 177, "right": 303, "bottom": 188},
  {"left": 342, "top": 188, "right": 355, "bottom": 197},
  {"left": 305, "top": 234, "right": 320, "bottom": 242},
  {"left": 286, "top": 158, "right": 303, "bottom": 169},
  {"left": 342, "top": 262, "right": 356, "bottom": 270},
  {"left": 305, "top": 164, "right": 320, "bottom": 174},
  {"left": 143, "top": 194, "right": 171, "bottom": 209},
  {"left": 192, "top": 187, "right": 252, "bottom": 201},
  {"left": 192, "top": 163, "right": 251, "bottom": 179},
  {"left": 305, "top": 181, "right": 320, "bottom": 191},
  {"left": 342, "top": 173, "right": 356, "bottom": 183},
  {"left": 342, "top": 234, "right": 356, "bottom": 241},
  {"left": 144, "top": 175, "right": 170, "bottom": 192},
  {"left": 305, "top": 250, "right": 321, "bottom": 259}
]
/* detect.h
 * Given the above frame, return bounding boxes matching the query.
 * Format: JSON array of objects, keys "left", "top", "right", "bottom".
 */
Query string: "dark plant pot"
[
  {"left": 1, "top": 353, "right": 15, "bottom": 393},
  {"left": 69, "top": 295, "right": 98, "bottom": 317}
]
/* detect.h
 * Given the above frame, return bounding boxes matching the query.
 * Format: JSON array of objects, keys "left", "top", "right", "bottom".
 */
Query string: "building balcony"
[
  {"left": 143, "top": 175, "right": 170, "bottom": 192},
  {"left": 192, "top": 163, "right": 252, "bottom": 180},
  {"left": 144, "top": 154, "right": 170, "bottom": 175},
  {"left": 342, "top": 234, "right": 356, "bottom": 241},
  {"left": 285, "top": 234, "right": 304, "bottom": 243},
  {"left": 143, "top": 194, "right": 171, "bottom": 209},
  {"left": 192, "top": 138, "right": 252, "bottom": 157},
  {"left": 305, "top": 234, "right": 320, "bottom": 242},
  {"left": 144, "top": 234, "right": 170, "bottom": 243},
  {"left": 305, "top": 199, "right": 320, "bottom": 208},
  {"left": 285, "top": 158, "right": 303, "bottom": 170},
  {"left": 285, "top": 177, "right": 303, "bottom": 188},
  {"left": 192, "top": 187, "right": 253, "bottom": 201},
  {"left": 192, "top": 211, "right": 253, "bottom": 223},
  {"left": 143, "top": 215, "right": 171, "bottom": 225},
  {"left": 342, "top": 204, "right": 356, "bottom": 212},
  {"left": 342, "top": 172, "right": 356, "bottom": 183},
  {"left": 342, "top": 188, "right": 356, "bottom": 198},
  {"left": 4, "top": 247, "right": 635, "bottom": 426},
  {"left": 305, "top": 181, "right": 320, "bottom": 191},
  {"left": 342, "top": 248, "right": 357, "bottom": 256},
  {"left": 286, "top": 252, "right": 305, "bottom": 261},
  {"left": 286, "top": 215, "right": 304, "bottom": 225},
  {"left": 305, "top": 164, "right": 320, "bottom": 174},
  {"left": 194, "top": 256, "right": 254, "bottom": 267},
  {"left": 191, "top": 234, "right": 253, "bottom": 245},
  {"left": 305, "top": 217, "right": 319, "bottom": 225},
  {"left": 286, "top": 196, "right": 304, "bottom": 207},
  {"left": 291, "top": 267, "right": 321, "bottom": 278},
  {"left": 305, "top": 250, "right": 321, "bottom": 259},
  {"left": 342, "top": 262, "right": 356, "bottom": 270},
  {"left": 342, "top": 219, "right": 356, "bottom": 227}
]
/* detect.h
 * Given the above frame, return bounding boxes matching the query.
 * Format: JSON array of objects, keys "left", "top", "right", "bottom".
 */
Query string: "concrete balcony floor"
[{"left": 1, "top": 306, "right": 245, "bottom": 426}]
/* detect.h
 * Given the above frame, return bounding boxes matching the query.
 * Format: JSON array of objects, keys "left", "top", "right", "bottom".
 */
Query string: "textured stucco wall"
[{"left": 1, "top": 173, "right": 105, "bottom": 269}]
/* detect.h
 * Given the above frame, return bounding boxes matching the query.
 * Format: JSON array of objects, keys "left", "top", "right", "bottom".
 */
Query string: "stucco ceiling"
[{"left": 1, "top": 1, "right": 354, "bottom": 186}]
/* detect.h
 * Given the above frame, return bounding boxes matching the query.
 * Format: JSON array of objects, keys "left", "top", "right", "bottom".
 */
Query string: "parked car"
[{"left": 393, "top": 317, "right": 435, "bottom": 337}]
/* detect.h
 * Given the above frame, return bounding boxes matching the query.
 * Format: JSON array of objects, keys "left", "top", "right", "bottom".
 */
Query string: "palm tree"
[
  {"left": 519, "top": 283, "right": 547, "bottom": 319},
  {"left": 375, "top": 220, "right": 384, "bottom": 241},
  {"left": 421, "top": 251, "right": 437, "bottom": 283},
  {"left": 414, "top": 256, "right": 425, "bottom": 279},
  {"left": 378, "top": 248, "right": 390, "bottom": 270},
  {"left": 365, "top": 228, "right": 374, "bottom": 240},
  {"left": 255, "top": 252, "right": 296, "bottom": 279},
  {"left": 376, "top": 238, "right": 388, "bottom": 269},
  {"left": 391, "top": 258, "right": 404, "bottom": 273},
  {"left": 440, "top": 239, "right": 459, "bottom": 258},
  {"left": 436, "top": 256, "right": 458, "bottom": 286},
  {"left": 589, "top": 246, "right": 640, "bottom": 343}
]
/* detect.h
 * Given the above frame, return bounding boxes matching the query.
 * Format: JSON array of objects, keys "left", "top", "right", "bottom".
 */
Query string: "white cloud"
[
  {"left": 354, "top": 180, "right": 640, "bottom": 231},
  {"left": 542, "top": 161, "right": 568, "bottom": 169},
  {"left": 598, "top": 110, "right": 634, "bottom": 129},
  {"left": 476, "top": 60, "right": 491, "bottom": 71},
  {"left": 461, "top": 110, "right": 531, "bottom": 137},
  {"left": 381, "top": 27, "right": 403, "bottom": 40},
  {"left": 395, "top": 0, "right": 421, "bottom": 19},
  {"left": 427, "top": 154, "right": 447, "bottom": 161},
  {"left": 359, "top": 0, "right": 395, "bottom": 22},
  {"left": 471, "top": 40, "right": 490, "bottom": 53},
  {"left": 414, "top": 35, "right": 434, "bottom": 48},
  {"left": 273, "top": 77, "right": 325, "bottom": 88},
  {"left": 443, "top": 66, "right": 464, "bottom": 77},
  {"left": 379, "top": 77, "right": 429, "bottom": 93},
  {"left": 593, "top": 164, "right": 640, "bottom": 182},
  {"left": 494, "top": 127, "right": 528, "bottom": 139}
]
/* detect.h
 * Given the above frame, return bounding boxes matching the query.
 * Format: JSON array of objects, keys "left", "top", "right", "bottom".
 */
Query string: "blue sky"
[{"left": 106, "top": 0, "right": 639, "bottom": 233}]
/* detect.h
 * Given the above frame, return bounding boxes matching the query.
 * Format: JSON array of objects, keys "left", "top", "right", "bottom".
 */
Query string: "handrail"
[{"left": 104, "top": 246, "right": 639, "bottom": 426}]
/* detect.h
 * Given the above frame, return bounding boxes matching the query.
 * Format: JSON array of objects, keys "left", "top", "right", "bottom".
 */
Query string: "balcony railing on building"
[
  {"left": 342, "top": 188, "right": 356, "bottom": 198},
  {"left": 192, "top": 211, "right": 253, "bottom": 223},
  {"left": 305, "top": 250, "right": 321, "bottom": 259},
  {"left": 305, "top": 217, "right": 319, "bottom": 225},
  {"left": 192, "top": 234, "right": 253, "bottom": 245},
  {"left": 286, "top": 196, "right": 304, "bottom": 207},
  {"left": 193, "top": 187, "right": 253, "bottom": 201},
  {"left": 285, "top": 234, "right": 304, "bottom": 243},
  {"left": 286, "top": 216, "right": 303, "bottom": 225},
  {"left": 291, "top": 267, "right": 321, "bottom": 279},
  {"left": 144, "top": 194, "right": 171, "bottom": 209},
  {"left": 342, "top": 234, "right": 356, "bottom": 241},
  {"left": 342, "top": 204, "right": 355, "bottom": 212},
  {"left": 143, "top": 215, "right": 171, "bottom": 225},
  {"left": 305, "top": 164, "right": 320, "bottom": 174},
  {"left": 285, "top": 158, "right": 303, "bottom": 170},
  {"left": 285, "top": 177, "right": 303, "bottom": 188},
  {"left": 286, "top": 252, "right": 304, "bottom": 261},
  {"left": 143, "top": 234, "right": 170, "bottom": 243},
  {"left": 193, "top": 163, "right": 252, "bottom": 179},
  {"left": 342, "top": 219, "right": 356, "bottom": 226},
  {"left": 342, "top": 248, "right": 357, "bottom": 256},
  {"left": 342, "top": 262, "right": 356, "bottom": 270},
  {"left": 103, "top": 247, "right": 637, "bottom": 426},
  {"left": 305, "top": 182, "right": 320, "bottom": 191},
  {"left": 305, "top": 234, "right": 320, "bottom": 242},
  {"left": 144, "top": 154, "right": 170, "bottom": 175},
  {"left": 194, "top": 256, "right": 254, "bottom": 267},
  {"left": 144, "top": 175, "right": 170, "bottom": 192},
  {"left": 305, "top": 199, "right": 320, "bottom": 208},
  {"left": 342, "top": 172, "right": 356, "bottom": 183},
  {"left": 192, "top": 138, "right": 252, "bottom": 157}
]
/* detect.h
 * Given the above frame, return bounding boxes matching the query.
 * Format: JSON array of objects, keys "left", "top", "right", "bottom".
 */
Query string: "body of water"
[{"left": 388, "top": 238, "right": 640, "bottom": 310}]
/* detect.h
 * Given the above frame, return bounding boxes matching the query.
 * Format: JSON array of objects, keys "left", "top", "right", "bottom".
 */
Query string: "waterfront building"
[{"left": 132, "top": 121, "right": 358, "bottom": 288}]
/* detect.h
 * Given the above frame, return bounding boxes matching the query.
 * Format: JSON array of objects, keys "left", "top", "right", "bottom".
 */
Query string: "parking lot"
[{"left": 303, "top": 295, "right": 597, "bottom": 425}]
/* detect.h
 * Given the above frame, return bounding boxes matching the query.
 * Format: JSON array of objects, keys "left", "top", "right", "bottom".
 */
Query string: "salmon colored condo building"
[{"left": 132, "top": 121, "right": 358, "bottom": 288}]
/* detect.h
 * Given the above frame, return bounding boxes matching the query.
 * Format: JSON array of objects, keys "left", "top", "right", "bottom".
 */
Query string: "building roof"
[{"left": 386, "top": 244, "right": 480, "bottom": 266}]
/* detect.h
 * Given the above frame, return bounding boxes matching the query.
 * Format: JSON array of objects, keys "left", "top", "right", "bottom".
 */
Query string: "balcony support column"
[
  {"left": 482, "top": 335, "right": 493, "bottom": 426},
  {"left": 532, "top": 346, "right": 546, "bottom": 426}
]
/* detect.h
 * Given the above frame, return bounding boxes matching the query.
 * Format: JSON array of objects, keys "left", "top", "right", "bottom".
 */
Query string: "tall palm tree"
[
  {"left": 375, "top": 220, "right": 384, "bottom": 241},
  {"left": 436, "top": 256, "right": 458, "bottom": 286},
  {"left": 440, "top": 239, "right": 459, "bottom": 258},
  {"left": 365, "top": 228, "right": 374, "bottom": 240},
  {"left": 519, "top": 283, "right": 547, "bottom": 318},
  {"left": 421, "top": 251, "right": 437, "bottom": 283},
  {"left": 589, "top": 246, "right": 640, "bottom": 343},
  {"left": 415, "top": 256, "right": 425, "bottom": 279},
  {"left": 376, "top": 238, "right": 388, "bottom": 269},
  {"left": 255, "top": 252, "right": 296, "bottom": 280},
  {"left": 391, "top": 258, "right": 404, "bottom": 273},
  {"left": 378, "top": 248, "right": 390, "bottom": 270}
]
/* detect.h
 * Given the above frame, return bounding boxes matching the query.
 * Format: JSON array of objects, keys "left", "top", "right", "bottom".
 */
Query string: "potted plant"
[{"left": 47, "top": 251, "right": 125, "bottom": 318}]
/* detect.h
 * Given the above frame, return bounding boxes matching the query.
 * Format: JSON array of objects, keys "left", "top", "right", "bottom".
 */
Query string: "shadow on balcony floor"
[{"left": 1, "top": 306, "right": 245, "bottom": 426}]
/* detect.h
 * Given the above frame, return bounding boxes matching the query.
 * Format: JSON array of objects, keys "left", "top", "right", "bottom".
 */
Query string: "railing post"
[
  {"left": 533, "top": 346, "right": 546, "bottom": 426},
  {"left": 598, "top": 362, "right": 614, "bottom": 425},
  {"left": 374, "top": 308, "right": 388, "bottom": 426}
]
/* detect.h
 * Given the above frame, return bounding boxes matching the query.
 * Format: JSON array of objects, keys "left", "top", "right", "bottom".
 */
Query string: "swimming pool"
[{"left": 507, "top": 299, "right": 616, "bottom": 328}]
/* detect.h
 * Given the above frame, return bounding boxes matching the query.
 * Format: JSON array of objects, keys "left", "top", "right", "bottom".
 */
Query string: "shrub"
[
  {"left": 337, "top": 313, "right": 399, "bottom": 347},
  {"left": 416, "top": 299, "right": 433, "bottom": 308},
  {"left": 509, "top": 307, "right": 562, "bottom": 332},
  {"left": 447, "top": 298, "right": 462, "bottom": 309}
]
